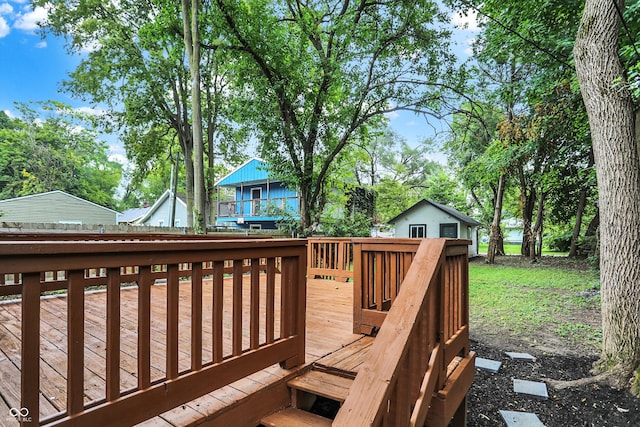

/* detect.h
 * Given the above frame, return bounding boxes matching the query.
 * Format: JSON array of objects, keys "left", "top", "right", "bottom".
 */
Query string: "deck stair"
[{"left": 261, "top": 369, "right": 353, "bottom": 426}]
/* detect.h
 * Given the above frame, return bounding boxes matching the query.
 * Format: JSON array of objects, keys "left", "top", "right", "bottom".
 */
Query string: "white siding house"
[
  {"left": 136, "top": 190, "right": 188, "bottom": 227},
  {"left": 388, "top": 199, "right": 481, "bottom": 257},
  {"left": 0, "top": 190, "right": 119, "bottom": 225}
]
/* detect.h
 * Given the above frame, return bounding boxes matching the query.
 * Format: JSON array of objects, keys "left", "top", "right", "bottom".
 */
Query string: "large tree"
[
  {"left": 574, "top": 0, "right": 640, "bottom": 391},
  {"left": 215, "top": 0, "right": 461, "bottom": 235},
  {"left": 0, "top": 103, "right": 122, "bottom": 208},
  {"left": 38, "top": 0, "right": 242, "bottom": 229}
]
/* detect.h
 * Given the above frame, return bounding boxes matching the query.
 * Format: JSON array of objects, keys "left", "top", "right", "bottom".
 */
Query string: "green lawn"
[
  {"left": 469, "top": 260, "right": 601, "bottom": 352},
  {"left": 478, "top": 242, "right": 569, "bottom": 256}
]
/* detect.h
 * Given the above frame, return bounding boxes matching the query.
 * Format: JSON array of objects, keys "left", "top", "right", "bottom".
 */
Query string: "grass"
[
  {"left": 478, "top": 242, "right": 569, "bottom": 256},
  {"left": 469, "top": 260, "right": 602, "bottom": 351}
]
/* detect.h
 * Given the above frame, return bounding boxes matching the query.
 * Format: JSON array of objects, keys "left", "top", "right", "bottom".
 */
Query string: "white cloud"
[
  {"left": 385, "top": 110, "right": 400, "bottom": 120},
  {"left": 465, "top": 38, "right": 476, "bottom": 56},
  {"left": 13, "top": 5, "right": 47, "bottom": 32},
  {"left": 109, "top": 153, "right": 129, "bottom": 166},
  {"left": 2, "top": 109, "right": 16, "bottom": 118},
  {"left": 0, "top": 3, "right": 13, "bottom": 14},
  {"left": 451, "top": 10, "right": 480, "bottom": 32},
  {"left": 35, "top": 40, "right": 46, "bottom": 48},
  {"left": 0, "top": 16, "right": 9, "bottom": 37},
  {"left": 75, "top": 106, "right": 108, "bottom": 116}
]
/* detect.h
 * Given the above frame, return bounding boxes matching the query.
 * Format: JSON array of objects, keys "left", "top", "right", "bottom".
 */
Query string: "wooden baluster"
[
  {"left": 390, "top": 252, "right": 398, "bottom": 304},
  {"left": 232, "top": 260, "right": 243, "bottom": 356},
  {"left": 21, "top": 272, "right": 40, "bottom": 424},
  {"left": 166, "top": 264, "right": 179, "bottom": 380},
  {"left": 352, "top": 242, "right": 364, "bottom": 334},
  {"left": 250, "top": 258, "right": 260, "bottom": 350},
  {"left": 192, "top": 262, "right": 203, "bottom": 371},
  {"left": 266, "top": 258, "right": 276, "bottom": 343},
  {"left": 106, "top": 267, "right": 121, "bottom": 401},
  {"left": 137, "top": 265, "right": 151, "bottom": 389},
  {"left": 67, "top": 269, "right": 85, "bottom": 415},
  {"left": 375, "top": 252, "right": 383, "bottom": 312},
  {"left": 212, "top": 261, "right": 224, "bottom": 363}
]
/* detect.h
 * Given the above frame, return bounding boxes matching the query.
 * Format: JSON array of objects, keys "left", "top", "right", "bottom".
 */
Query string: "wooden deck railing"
[
  {"left": 0, "top": 238, "right": 306, "bottom": 426},
  {"left": 307, "top": 238, "right": 354, "bottom": 282},
  {"left": 334, "top": 238, "right": 474, "bottom": 426},
  {"left": 351, "top": 238, "right": 421, "bottom": 334}
]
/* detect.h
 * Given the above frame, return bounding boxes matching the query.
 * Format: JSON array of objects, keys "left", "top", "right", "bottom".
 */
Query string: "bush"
[
  {"left": 321, "top": 213, "right": 372, "bottom": 237},
  {"left": 546, "top": 231, "right": 572, "bottom": 252}
]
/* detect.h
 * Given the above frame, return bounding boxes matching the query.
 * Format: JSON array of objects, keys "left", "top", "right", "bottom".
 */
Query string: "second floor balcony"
[{"left": 216, "top": 196, "right": 301, "bottom": 220}]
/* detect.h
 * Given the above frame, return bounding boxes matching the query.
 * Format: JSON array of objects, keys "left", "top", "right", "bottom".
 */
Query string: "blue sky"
[{"left": 0, "top": 1, "right": 478, "bottom": 165}]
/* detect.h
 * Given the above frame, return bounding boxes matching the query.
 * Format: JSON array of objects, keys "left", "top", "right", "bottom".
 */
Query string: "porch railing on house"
[
  {"left": 216, "top": 196, "right": 300, "bottom": 219},
  {"left": 0, "top": 238, "right": 306, "bottom": 426},
  {"left": 333, "top": 238, "right": 474, "bottom": 426}
]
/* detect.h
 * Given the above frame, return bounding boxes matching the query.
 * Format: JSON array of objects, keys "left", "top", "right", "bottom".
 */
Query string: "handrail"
[
  {"left": 334, "top": 238, "right": 471, "bottom": 426},
  {"left": 307, "top": 238, "right": 354, "bottom": 282},
  {"left": 0, "top": 232, "right": 274, "bottom": 241},
  {"left": 0, "top": 238, "right": 307, "bottom": 426}
]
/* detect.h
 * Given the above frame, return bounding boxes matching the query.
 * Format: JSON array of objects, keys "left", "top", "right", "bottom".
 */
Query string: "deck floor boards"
[{"left": 0, "top": 277, "right": 362, "bottom": 426}]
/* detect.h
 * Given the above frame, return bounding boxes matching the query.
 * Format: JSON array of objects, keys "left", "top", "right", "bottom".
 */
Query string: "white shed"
[{"left": 388, "top": 199, "right": 481, "bottom": 257}]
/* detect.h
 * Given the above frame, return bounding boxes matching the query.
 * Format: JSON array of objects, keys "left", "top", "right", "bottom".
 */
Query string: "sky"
[{"left": 0, "top": 1, "right": 479, "bottom": 166}]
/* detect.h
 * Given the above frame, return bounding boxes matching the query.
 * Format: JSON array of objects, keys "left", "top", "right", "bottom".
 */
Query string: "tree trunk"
[
  {"left": 530, "top": 190, "right": 545, "bottom": 260},
  {"left": 183, "top": 0, "right": 206, "bottom": 233},
  {"left": 519, "top": 166, "right": 536, "bottom": 256},
  {"left": 570, "top": 151, "right": 594, "bottom": 257},
  {"left": 574, "top": 0, "right": 640, "bottom": 391},
  {"left": 569, "top": 186, "right": 588, "bottom": 257},
  {"left": 487, "top": 173, "right": 506, "bottom": 264}
]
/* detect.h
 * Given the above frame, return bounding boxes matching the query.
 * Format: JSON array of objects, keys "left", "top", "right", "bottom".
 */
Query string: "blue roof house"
[{"left": 214, "top": 158, "right": 300, "bottom": 230}]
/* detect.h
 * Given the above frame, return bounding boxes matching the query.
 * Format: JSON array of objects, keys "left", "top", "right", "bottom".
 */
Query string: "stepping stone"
[
  {"left": 505, "top": 351, "right": 536, "bottom": 361},
  {"left": 499, "top": 410, "right": 545, "bottom": 427},
  {"left": 476, "top": 357, "right": 502, "bottom": 373},
  {"left": 513, "top": 379, "right": 549, "bottom": 399}
]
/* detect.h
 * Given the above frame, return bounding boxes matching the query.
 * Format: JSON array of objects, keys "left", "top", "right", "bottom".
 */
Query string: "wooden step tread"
[
  {"left": 261, "top": 408, "right": 332, "bottom": 427},
  {"left": 287, "top": 370, "right": 353, "bottom": 403}
]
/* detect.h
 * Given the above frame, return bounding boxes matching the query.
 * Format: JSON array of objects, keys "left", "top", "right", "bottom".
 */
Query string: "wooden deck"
[{"left": 0, "top": 276, "right": 361, "bottom": 427}]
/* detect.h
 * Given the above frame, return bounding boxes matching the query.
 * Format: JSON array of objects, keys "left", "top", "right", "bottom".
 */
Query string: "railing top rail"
[
  {"left": 307, "top": 237, "right": 354, "bottom": 242},
  {"left": 0, "top": 232, "right": 274, "bottom": 241},
  {"left": 0, "top": 239, "right": 306, "bottom": 273},
  {"left": 350, "top": 237, "right": 472, "bottom": 245}
]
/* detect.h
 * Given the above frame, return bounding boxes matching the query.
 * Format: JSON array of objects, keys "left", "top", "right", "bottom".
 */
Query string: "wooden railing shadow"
[
  {"left": 0, "top": 238, "right": 306, "bottom": 426},
  {"left": 334, "top": 238, "right": 475, "bottom": 426}
]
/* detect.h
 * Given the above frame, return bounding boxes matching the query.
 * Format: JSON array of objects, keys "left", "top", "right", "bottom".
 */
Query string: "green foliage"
[
  {"left": 546, "top": 230, "right": 572, "bottom": 252},
  {"left": 216, "top": 0, "right": 462, "bottom": 233},
  {"left": 0, "top": 103, "right": 122, "bottom": 209},
  {"left": 321, "top": 213, "right": 372, "bottom": 238}
]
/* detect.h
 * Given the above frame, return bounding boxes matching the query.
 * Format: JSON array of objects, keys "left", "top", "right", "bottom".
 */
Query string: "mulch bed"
[{"left": 469, "top": 339, "right": 640, "bottom": 426}]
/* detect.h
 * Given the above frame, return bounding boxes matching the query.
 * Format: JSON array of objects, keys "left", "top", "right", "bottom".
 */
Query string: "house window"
[
  {"left": 409, "top": 224, "right": 426, "bottom": 238},
  {"left": 250, "top": 224, "right": 262, "bottom": 230},
  {"left": 440, "top": 223, "right": 458, "bottom": 238}
]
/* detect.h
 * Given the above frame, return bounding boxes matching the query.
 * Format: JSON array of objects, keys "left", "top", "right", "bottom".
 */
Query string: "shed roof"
[{"left": 388, "top": 199, "right": 481, "bottom": 226}]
